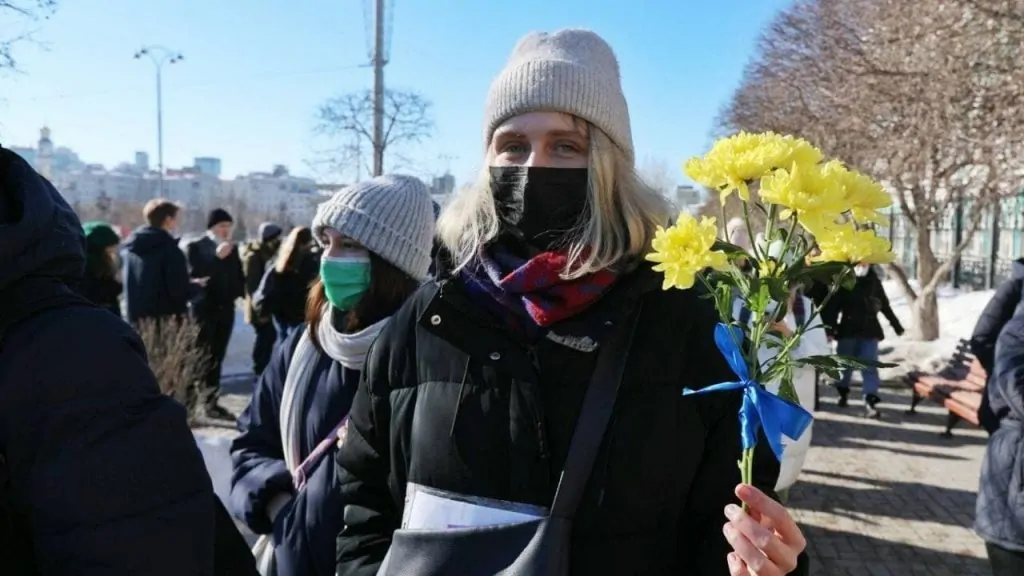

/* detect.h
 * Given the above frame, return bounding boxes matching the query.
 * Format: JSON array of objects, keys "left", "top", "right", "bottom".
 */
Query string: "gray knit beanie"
[
  {"left": 483, "top": 28, "right": 633, "bottom": 162},
  {"left": 311, "top": 174, "right": 434, "bottom": 281}
]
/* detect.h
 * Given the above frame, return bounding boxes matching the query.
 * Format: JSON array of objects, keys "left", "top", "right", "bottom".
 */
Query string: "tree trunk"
[
  {"left": 912, "top": 228, "right": 942, "bottom": 341},
  {"left": 911, "top": 289, "right": 940, "bottom": 341}
]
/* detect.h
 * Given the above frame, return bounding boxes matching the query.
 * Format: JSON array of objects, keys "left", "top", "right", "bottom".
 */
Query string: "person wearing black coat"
[
  {"left": 262, "top": 226, "right": 320, "bottom": 342},
  {"left": 187, "top": 208, "right": 246, "bottom": 420},
  {"left": 975, "top": 304, "right": 1024, "bottom": 574},
  {"left": 970, "top": 259, "right": 1024, "bottom": 433},
  {"left": 0, "top": 146, "right": 256, "bottom": 575},
  {"left": 122, "top": 199, "right": 200, "bottom": 323},
  {"left": 334, "top": 29, "right": 809, "bottom": 576},
  {"left": 242, "top": 223, "right": 283, "bottom": 376},
  {"left": 80, "top": 221, "right": 123, "bottom": 316},
  {"left": 821, "top": 263, "right": 904, "bottom": 417}
]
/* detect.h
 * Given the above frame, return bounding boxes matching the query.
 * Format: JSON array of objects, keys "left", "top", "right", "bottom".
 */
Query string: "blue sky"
[{"left": 0, "top": 0, "right": 790, "bottom": 186}]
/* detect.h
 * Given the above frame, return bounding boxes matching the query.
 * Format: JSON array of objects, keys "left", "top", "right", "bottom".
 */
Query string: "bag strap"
[
  {"left": 292, "top": 416, "right": 349, "bottom": 490},
  {"left": 549, "top": 302, "right": 643, "bottom": 519}
]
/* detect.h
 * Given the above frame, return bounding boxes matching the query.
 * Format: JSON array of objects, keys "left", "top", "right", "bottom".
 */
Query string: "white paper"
[{"left": 401, "top": 482, "right": 546, "bottom": 530}]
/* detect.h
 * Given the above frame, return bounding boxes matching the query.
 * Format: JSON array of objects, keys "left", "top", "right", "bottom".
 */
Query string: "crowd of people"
[{"left": 10, "top": 24, "right": 1012, "bottom": 576}]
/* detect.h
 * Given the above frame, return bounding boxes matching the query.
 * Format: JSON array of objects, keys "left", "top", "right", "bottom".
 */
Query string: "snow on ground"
[
  {"left": 222, "top": 307, "right": 255, "bottom": 379},
  {"left": 876, "top": 279, "right": 994, "bottom": 381},
  {"left": 195, "top": 432, "right": 233, "bottom": 503}
]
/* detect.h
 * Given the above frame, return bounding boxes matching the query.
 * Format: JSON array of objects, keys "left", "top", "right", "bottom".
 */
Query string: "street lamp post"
[{"left": 134, "top": 46, "right": 183, "bottom": 196}]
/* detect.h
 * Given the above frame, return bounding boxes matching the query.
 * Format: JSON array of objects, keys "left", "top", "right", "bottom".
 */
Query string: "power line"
[{"left": 17, "top": 63, "right": 368, "bottom": 103}]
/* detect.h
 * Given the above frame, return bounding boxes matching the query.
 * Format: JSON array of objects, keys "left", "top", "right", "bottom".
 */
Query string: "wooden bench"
[{"left": 904, "top": 338, "right": 988, "bottom": 437}]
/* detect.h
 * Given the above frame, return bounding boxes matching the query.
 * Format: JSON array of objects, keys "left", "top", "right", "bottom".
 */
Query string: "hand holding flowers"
[{"left": 647, "top": 132, "right": 897, "bottom": 575}]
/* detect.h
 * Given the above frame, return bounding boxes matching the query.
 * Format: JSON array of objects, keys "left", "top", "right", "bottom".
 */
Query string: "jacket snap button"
[
  {"left": 430, "top": 314, "right": 441, "bottom": 326},
  {"left": 489, "top": 352, "right": 502, "bottom": 361}
]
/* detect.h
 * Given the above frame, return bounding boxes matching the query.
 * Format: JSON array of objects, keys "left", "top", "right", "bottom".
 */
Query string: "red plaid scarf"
[{"left": 462, "top": 243, "right": 618, "bottom": 327}]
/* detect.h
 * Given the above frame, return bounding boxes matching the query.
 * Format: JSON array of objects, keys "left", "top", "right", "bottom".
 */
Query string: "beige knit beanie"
[{"left": 483, "top": 29, "right": 634, "bottom": 162}]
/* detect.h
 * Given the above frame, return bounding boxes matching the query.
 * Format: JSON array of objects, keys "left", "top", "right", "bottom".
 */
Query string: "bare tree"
[
  {"left": 638, "top": 156, "right": 678, "bottom": 200},
  {"left": 720, "top": 0, "right": 1024, "bottom": 340},
  {"left": 316, "top": 88, "right": 434, "bottom": 180},
  {"left": 1, "top": 0, "right": 56, "bottom": 71}
]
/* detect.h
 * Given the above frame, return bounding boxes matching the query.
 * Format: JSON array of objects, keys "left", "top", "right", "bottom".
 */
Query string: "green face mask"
[{"left": 321, "top": 255, "right": 371, "bottom": 311}]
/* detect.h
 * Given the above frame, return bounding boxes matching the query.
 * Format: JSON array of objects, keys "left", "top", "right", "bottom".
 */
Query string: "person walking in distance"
[
  {"left": 187, "top": 208, "right": 245, "bottom": 420},
  {"left": 243, "top": 222, "right": 283, "bottom": 376},
  {"left": 822, "top": 262, "right": 904, "bottom": 418},
  {"left": 122, "top": 199, "right": 206, "bottom": 324}
]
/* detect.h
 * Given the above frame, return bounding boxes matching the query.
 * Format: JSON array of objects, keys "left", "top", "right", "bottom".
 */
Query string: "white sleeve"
[{"left": 790, "top": 296, "right": 831, "bottom": 359}]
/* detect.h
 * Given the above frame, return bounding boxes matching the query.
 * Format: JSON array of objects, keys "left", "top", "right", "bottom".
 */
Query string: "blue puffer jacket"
[
  {"left": 976, "top": 309, "right": 1024, "bottom": 551},
  {"left": 0, "top": 147, "right": 221, "bottom": 574},
  {"left": 230, "top": 326, "right": 360, "bottom": 576}
]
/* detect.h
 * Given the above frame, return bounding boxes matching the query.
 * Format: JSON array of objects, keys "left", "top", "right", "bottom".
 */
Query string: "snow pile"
[
  {"left": 222, "top": 308, "right": 255, "bottom": 378},
  {"left": 876, "top": 279, "right": 994, "bottom": 380}
]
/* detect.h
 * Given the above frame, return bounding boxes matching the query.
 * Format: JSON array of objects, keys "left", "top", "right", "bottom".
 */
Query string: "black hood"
[
  {"left": 1010, "top": 258, "right": 1024, "bottom": 280},
  {"left": 0, "top": 147, "right": 85, "bottom": 293},
  {"left": 123, "top": 225, "right": 179, "bottom": 256}
]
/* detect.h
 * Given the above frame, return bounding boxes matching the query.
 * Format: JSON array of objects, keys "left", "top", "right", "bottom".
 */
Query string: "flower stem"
[{"left": 740, "top": 447, "right": 755, "bottom": 512}]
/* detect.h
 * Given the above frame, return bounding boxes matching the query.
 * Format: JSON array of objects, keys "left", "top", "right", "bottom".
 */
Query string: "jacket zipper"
[{"left": 527, "top": 347, "right": 549, "bottom": 461}]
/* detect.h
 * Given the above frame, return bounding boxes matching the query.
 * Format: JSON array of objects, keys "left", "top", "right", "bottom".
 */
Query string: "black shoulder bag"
[{"left": 376, "top": 303, "right": 643, "bottom": 576}]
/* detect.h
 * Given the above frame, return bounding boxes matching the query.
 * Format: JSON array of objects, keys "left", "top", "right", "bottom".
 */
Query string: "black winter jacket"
[
  {"left": 187, "top": 236, "right": 246, "bottom": 315},
  {"left": 271, "top": 253, "right": 319, "bottom": 325},
  {"left": 976, "top": 310, "right": 1024, "bottom": 551},
  {"left": 334, "top": 264, "right": 809, "bottom": 575},
  {"left": 822, "top": 268, "right": 902, "bottom": 340},
  {"left": 970, "top": 260, "right": 1024, "bottom": 375},
  {"left": 0, "top": 147, "right": 257, "bottom": 574},
  {"left": 122, "top": 225, "right": 195, "bottom": 323},
  {"left": 970, "top": 260, "right": 1024, "bottom": 433}
]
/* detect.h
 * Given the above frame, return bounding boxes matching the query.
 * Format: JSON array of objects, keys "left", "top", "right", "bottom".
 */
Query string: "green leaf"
[
  {"left": 711, "top": 240, "right": 750, "bottom": 257},
  {"left": 765, "top": 276, "right": 790, "bottom": 305},
  {"left": 777, "top": 369, "right": 799, "bottom": 404},
  {"left": 794, "top": 261, "right": 850, "bottom": 285},
  {"left": 794, "top": 354, "right": 897, "bottom": 376}
]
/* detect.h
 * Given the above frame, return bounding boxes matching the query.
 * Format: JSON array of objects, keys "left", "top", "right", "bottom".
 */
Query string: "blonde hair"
[{"left": 436, "top": 120, "right": 672, "bottom": 279}]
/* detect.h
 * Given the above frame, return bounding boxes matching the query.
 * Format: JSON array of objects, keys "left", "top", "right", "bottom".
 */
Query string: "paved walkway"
[{"left": 791, "top": 386, "right": 990, "bottom": 575}]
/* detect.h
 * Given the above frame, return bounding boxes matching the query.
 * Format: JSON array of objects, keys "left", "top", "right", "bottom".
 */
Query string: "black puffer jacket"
[
  {"left": 822, "top": 267, "right": 902, "bottom": 340},
  {"left": 334, "top": 263, "right": 809, "bottom": 575},
  {"left": 976, "top": 309, "right": 1024, "bottom": 551}
]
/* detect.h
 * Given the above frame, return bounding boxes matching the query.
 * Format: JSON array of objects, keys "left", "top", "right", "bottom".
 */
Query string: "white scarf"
[{"left": 279, "top": 308, "right": 389, "bottom": 472}]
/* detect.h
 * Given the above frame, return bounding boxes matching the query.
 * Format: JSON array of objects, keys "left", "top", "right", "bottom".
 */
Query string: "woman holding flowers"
[{"left": 335, "top": 29, "right": 808, "bottom": 576}]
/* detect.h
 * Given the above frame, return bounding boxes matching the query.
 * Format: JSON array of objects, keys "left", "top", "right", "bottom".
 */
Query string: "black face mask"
[{"left": 489, "top": 166, "right": 590, "bottom": 251}]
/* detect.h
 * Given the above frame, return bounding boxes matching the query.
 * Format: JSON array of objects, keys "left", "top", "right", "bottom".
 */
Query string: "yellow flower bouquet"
[{"left": 647, "top": 132, "right": 895, "bottom": 499}]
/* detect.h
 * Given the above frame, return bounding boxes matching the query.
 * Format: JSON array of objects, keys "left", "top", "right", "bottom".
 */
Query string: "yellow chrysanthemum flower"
[
  {"left": 684, "top": 132, "right": 823, "bottom": 202},
  {"left": 646, "top": 213, "right": 730, "bottom": 290},
  {"left": 834, "top": 167, "right": 893, "bottom": 225},
  {"left": 758, "top": 160, "right": 848, "bottom": 224},
  {"left": 811, "top": 221, "right": 894, "bottom": 265}
]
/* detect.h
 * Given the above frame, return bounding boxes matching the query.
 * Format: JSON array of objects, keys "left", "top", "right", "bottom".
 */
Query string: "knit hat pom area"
[
  {"left": 311, "top": 174, "right": 435, "bottom": 281},
  {"left": 483, "top": 28, "right": 633, "bottom": 162}
]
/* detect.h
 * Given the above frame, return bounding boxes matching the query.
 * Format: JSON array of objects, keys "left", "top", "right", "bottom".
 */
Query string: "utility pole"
[
  {"left": 134, "top": 46, "right": 183, "bottom": 197},
  {"left": 372, "top": 0, "right": 386, "bottom": 176}
]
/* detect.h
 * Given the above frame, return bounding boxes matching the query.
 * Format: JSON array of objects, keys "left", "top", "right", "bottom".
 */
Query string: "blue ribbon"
[{"left": 683, "top": 323, "right": 813, "bottom": 461}]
